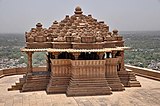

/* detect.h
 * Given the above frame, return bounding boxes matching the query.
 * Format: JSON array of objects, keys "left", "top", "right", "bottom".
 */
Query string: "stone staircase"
[
  {"left": 8, "top": 71, "right": 50, "bottom": 92},
  {"left": 46, "top": 76, "right": 70, "bottom": 94},
  {"left": 8, "top": 75, "right": 26, "bottom": 91},
  {"left": 118, "top": 70, "right": 141, "bottom": 87},
  {"left": 66, "top": 78, "right": 112, "bottom": 96},
  {"left": 106, "top": 76, "right": 125, "bottom": 91},
  {"left": 21, "top": 71, "right": 50, "bottom": 92}
]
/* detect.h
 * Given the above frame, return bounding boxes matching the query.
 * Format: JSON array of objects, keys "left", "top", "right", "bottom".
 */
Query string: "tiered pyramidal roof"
[{"left": 25, "top": 6, "right": 123, "bottom": 49}]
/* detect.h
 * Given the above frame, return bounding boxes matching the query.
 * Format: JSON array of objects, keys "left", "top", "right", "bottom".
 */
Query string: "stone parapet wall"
[
  {"left": 0, "top": 67, "right": 47, "bottom": 78},
  {"left": 2, "top": 65, "right": 159, "bottom": 82},
  {"left": 125, "top": 65, "right": 160, "bottom": 81}
]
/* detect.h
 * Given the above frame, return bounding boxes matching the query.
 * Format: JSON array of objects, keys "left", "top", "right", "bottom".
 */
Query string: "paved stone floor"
[{"left": 0, "top": 75, "right": 160, "bottom": 106}]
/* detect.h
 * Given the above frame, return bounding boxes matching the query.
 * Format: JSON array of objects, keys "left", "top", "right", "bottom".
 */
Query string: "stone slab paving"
[{"left": 0, "top": 75, "right": 160, "bottom": 106}]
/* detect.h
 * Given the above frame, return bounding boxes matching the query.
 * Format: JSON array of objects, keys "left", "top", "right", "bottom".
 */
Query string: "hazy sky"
[{"left": 0, "top": 0, "right": 160, "bottom": 33}]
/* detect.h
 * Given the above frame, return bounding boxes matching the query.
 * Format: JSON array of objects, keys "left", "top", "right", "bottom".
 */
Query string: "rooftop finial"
[
  {"left": 74, "top": 6, "right": 83, "bottom": 14},
  {"left": 36, "top": 23, "right": 42, "bottom": 27}
]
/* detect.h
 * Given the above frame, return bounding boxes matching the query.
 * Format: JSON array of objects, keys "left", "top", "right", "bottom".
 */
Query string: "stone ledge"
[
  {"left": 125, "top": 65, "right": 160, "bottom": 81},
  {"left": 0, "top": 66, "right": 47, "bottom": 78},
  {"left": 1, "top": 65, "right": 160, "bottom": 82}
]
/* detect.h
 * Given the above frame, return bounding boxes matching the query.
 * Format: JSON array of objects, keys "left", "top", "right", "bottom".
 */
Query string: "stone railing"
[
  {"left": 0, "top": 67, "right": 47, "bottom": 78},
  {"left": 125, "top": 65, "right": 160, "bottom": 81}
]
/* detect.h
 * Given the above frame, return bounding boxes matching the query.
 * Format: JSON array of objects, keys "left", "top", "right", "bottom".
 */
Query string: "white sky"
[{"left": 0, "top": 0, "right": 160, "bottom": 33}]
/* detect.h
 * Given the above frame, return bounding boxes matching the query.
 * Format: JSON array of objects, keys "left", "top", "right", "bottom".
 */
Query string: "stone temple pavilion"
[{"left": 9, "top": 6, "right": 141, "bottom": 96}]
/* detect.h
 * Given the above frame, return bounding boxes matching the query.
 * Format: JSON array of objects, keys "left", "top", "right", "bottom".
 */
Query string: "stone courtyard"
[{"left": 0, "top": 75, "right": 160, "bottom": 106}]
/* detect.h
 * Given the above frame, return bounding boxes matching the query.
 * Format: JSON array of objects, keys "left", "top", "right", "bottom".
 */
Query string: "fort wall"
[
  {"left": 0, "top": 67, "right": 47, "bottom": 78},
  {"left": 125, "top": 65, "right": 160, "bottom": 81}
]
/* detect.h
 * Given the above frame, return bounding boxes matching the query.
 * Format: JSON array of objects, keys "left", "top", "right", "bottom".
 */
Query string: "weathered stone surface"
[
  {"left": 25, "top": 6, "right": 123, "bottom": 49},
  {"left": 1, "top": 75, "right": 160, "bottom": 106}
]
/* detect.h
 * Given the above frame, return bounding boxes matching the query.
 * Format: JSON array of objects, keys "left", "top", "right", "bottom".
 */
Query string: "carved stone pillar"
[
  {"left": 72, "top": 52, "right": 80, "bottom": 60},
  {"left": 26, "top": 51, "right": 33, "bottom": 73},
  {"left": 119, "top": 50, "right": 125, "bottom": 71}
]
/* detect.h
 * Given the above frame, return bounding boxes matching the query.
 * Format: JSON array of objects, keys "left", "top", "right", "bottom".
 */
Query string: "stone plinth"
[
  {"left": 47, "top": 59, "right": 71, "bottom": 93},
  {"left": 21, "top": 72, "right": 50, "bottom": 92},
  {"left": 105, "top": 58, "right": 124, "bottom": 91},
  {"left": 67, "top": 60, "right": 112, "bottom": 96}
]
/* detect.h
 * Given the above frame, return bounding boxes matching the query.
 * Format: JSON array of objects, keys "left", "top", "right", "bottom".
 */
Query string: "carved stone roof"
[
  {"left": 48, "top": 6, "right": 110, "bottom": 42},
  {"left": 25, "top": 6, "right": 124, "bottom": 49}
]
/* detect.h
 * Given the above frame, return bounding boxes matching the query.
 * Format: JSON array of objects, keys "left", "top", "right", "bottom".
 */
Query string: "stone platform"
[{"left": 0, "top": 75, "right": 160, "bottom": 106}]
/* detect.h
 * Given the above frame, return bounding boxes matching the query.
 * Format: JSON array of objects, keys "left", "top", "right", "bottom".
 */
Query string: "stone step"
[
  {"left": 118, "top": 70, "right": 141, "bottom": 87},
  {"left": 67, "top": 87, "right": 112, "bottom": 96},
  {"left": 46, "top": 85, "right": 67, "bottom": 93},
  {"left": 47, "top": 77, "right": 70, "bottom": 93},
  {"left": 20, "top": 72, "right": 50, "bottom": 92},
  {"left": 67, "top": 78, "right": 112, "bottom": 96}
]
